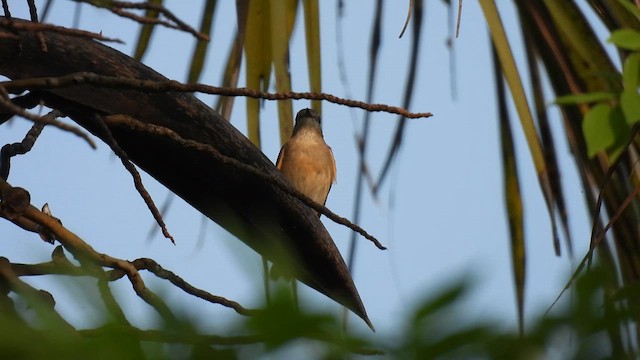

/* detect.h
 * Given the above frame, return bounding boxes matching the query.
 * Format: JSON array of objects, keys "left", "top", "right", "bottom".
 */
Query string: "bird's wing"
[
  {"left": 276, "top": 144, "right": 286, "bottom": 170},
  {"left": 320, "top": 146, "right": 337, "bottom": 207},
  {"left": 329, "top": 146, "right": 337, "bottom": 184}
]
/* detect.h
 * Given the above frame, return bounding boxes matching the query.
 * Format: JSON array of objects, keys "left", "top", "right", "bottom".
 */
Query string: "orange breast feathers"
[{"left": 276, "top": 132, "right": 336, "bottom": 207}]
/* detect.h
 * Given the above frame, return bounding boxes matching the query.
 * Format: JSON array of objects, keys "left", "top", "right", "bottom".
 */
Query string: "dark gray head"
[{"left": 292, "top": 108, "right": 323, "bottom": 136}]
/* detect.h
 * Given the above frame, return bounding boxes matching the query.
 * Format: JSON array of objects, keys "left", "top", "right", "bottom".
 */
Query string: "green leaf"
[
  {"left": 621, "top": 89, "right": 640, "bottom": 125},
  {"left": 412, "top": 281, "right": 468, "bottom": 324},
  {"left": 582, "top": 103, "right": 631, "bottom": 158},
  {"left": 623, "top": 53, "right": 640, "bottom": 90},
  {"left": 583, "top": 103, "right": 614, "bottom": 157},
  {"left": 555, "top": 92, "right": 617, "bottom": 104},
  {"left": 609, "top": 29, "right": 640, "bottom": 50},
  {"left": 607, "top": 106, "right": 631, "bottom": 161}
]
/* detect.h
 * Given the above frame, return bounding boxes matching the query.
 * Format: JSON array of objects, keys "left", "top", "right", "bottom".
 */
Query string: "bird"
[
  {"left": 269, "top": 108, "right": 336, "bottom": 287},
  {"left": 276, "top": 108, "right": 336, "bottom": 215}
]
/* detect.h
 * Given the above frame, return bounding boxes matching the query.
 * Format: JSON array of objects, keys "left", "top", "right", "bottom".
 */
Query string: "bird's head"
[{"left": 292, "top": 108, "right": 323, "bottom": 137}]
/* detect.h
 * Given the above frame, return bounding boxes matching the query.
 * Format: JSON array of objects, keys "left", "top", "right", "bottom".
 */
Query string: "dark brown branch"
[
  {"left": 0, "top": 18, "right": 123, "bottom": 43},
  {"left": 99, "top": 252, "right": 178, "bottom": 323},
  {"left": 0, "top": 92, "right": 41, "bottom": 125},
  {"left": 103, "top": 114, "right": 386, "bottom": 250},
  {"left": 93, "top": 114, "right": 174, "bottom": 244},
  {"left": 129, "top": 258, "right": 257, "bottom": 316},
  {"left": 2, "top": 72, "right": 432, "bottom": 119},
  {"left": 8, "top": 242, "right": 255, "bottom": 317},
  {"left": 0, "top": 209, "right": 41, "bottom": 233},
  {"left": 1, "top": 0, "right": 10, "bottom": 18},
  {"left": 0, "top": 178, "right": 178, "bottom": 322},
  {"left": 111, "top": 8, "right": 182, "bottom": 30},
  {"left": 0, "top": 87, "right": 96, "bottom": 148},
  {"left": 0, "top": 109, "right": 58, "bottom": 179},
  {"left": 76, "top": 0, "right": 209, "bottom": 41},
  {"left": 27, "top": 0, "right": 39, "bottom": 22}
]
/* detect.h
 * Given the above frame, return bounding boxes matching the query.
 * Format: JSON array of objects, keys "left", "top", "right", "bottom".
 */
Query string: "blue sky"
[{"left": 1, "top": 0, "right": 608, "bottom": 339}]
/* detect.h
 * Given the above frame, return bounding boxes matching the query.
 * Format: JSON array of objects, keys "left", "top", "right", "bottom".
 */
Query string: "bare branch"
[
  {"left": 128, "top": 258, "right": 257, "bottom": 316},
  {"left": 0, "top": 18, "right": 123, "bottom": 43},
  {"left": 0, "top": 256, "right": 78, "bottom": 334},
  {"left": 93, "top": 114, "right": 174, "bottom": 244},
  {"left": 2, "top": 73, "right": 432, "bottom": 119},
  {"left": 0, "top": 110, "right": 59, "bottom": 179},
  {"left": 103, "top": 114, "right": 387, "bottom": 250},
  {"left": 0, "top": 87, "right": 96, "bottom": 148},
  {"left": 75, "top": 0, "right": 209, "bottom": 41}
]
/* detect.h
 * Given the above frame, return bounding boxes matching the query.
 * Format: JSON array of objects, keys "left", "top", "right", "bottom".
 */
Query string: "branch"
[
  {"left": 0, "top": 109, "right": 57, "bottom": 179},
  {"left": 0, "top": 256, "right": 78, "bottom": 334},
  {"left": 103, "top": 114, "right": 386, "bottom": 250},
  {"left": 0, "top": 178, "right": 178, "bottom": 322},
  {"left": 0, "top": 17, "right": 123, "bottom": 43},
  {"left": 93, "top": 114, "right": 174, "bottom": 244},
  {"left": 111, "top": 257, "right": 258, "bottom": 316},
  {"left": 75, "top": 0, "right": 209, "bottom": 41},
  {"left": 0, "top": 26, "right": 375, "bottom": 327},
  {"left": 0, "top": 87, "right": 96, "bottom": 148},
  {"left": 2, "top": 73, "right": 432, "bottom": 119}
]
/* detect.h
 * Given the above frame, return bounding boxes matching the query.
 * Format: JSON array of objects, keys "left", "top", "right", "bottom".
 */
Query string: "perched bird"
[{"left": 276, "top": 108, "right": 336, "bottom": 214}]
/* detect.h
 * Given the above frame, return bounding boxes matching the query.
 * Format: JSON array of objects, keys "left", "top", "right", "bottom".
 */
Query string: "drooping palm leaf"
[
  {"left": 186, "top": 0, "right": 217, "bottom": 84},
  {"left": 133, "top": 0, "right": 164, "bottom": 61},
  {"left": 491, "top": 43, "right": 526, "bottom": 337}
]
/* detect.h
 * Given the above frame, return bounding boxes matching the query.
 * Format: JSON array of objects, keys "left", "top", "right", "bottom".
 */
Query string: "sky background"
[{"left": 0, "top": 0, "right": 613, "bottom": 340}]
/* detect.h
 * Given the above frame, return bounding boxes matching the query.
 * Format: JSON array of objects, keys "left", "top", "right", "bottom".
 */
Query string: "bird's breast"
[{"left": 279, "top": 138, "right": 335, "bottom": 205}]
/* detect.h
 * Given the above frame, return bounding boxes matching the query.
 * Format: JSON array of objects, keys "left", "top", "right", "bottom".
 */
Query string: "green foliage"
[
  {"left": 609, "top": 29, "right": 640, "bottom": 50},
  {"left": 0, "top": 266, "right": 629, "bottom": 359},
  {"left": 554, "top": 27, "right": 640, "bottom": 161},
  {"left": 581, "top": 103, "right": 628, "bottom": 158},
  {"left": 554, "top": 92, "right": 617, "bottom": 104}
]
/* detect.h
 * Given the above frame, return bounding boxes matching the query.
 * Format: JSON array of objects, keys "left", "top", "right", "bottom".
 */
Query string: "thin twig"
[
  {"left": 26, "top": 0, "right": 48, "bottom": 51},
  {"left": 1, "top": 0, "right": 10, "bottom": 18},
  {"left": 546, "top": 126, "right": 640, "bottom": 314},
  {"left": 0, "top": 18, "right": 123, "bottom": 43},
  {"left": 103, "top": 114, "right": 387, "bottom": 250},
  {"left": 100, "top": 253, "right": 178, "bottom": 322},
  {"left": 92, "top": 114, "right": 175, "bottom": 244},
  {"left": 75, "top": 0, "right": 208, "bottom": 41},
  {"left": 108, "top": 258, "right": 258, "bottom": 316},
  {"left": 0, "top": 110, "right": 59, "bottom": 179},
  {"left": 2, "top": 73, "right": 432, "bottom": 119},
  {"left": 0, "top": 179, "right": 175, "bottom": 321},
  {"left": 0, "top": 87, "right": 96, "bottom": 148},
  {"left": 456, "top": 0, "right": 463, "bottom": 38},
  {"left": 398, "top": 0, "right": 413, "bottom": 38},
  {"left": 111, "top": 7, "right": 183, "bottom": 32},
  {"left": 27, "top": 0, "right": 39, "bottom": 21}
]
